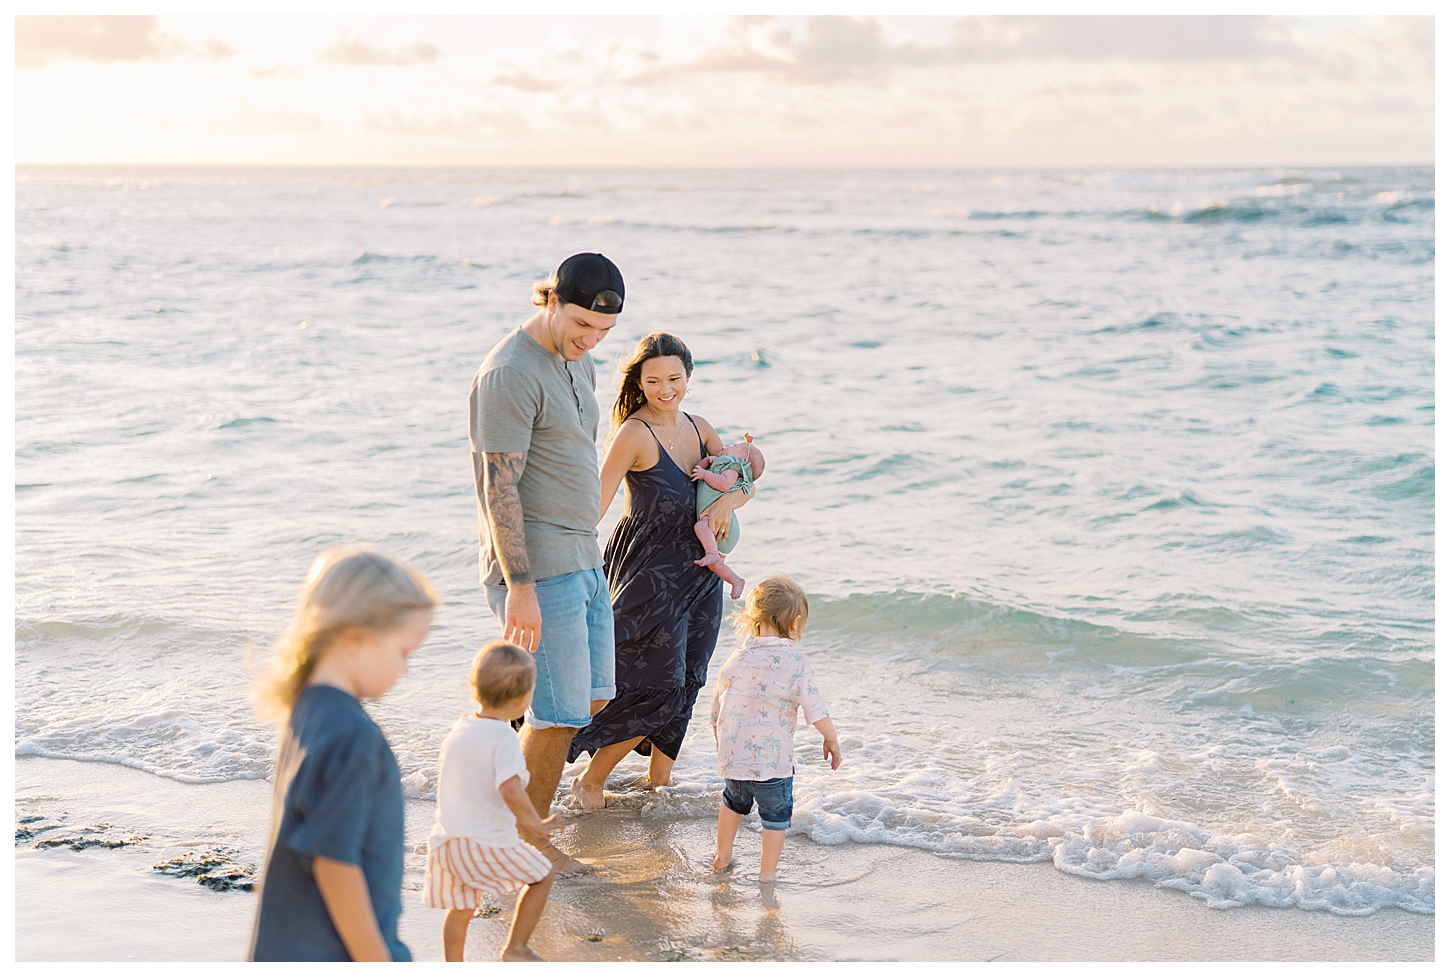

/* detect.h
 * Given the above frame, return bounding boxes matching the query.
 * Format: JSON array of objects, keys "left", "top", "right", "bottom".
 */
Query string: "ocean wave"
[
  {"left": 804, "top": 591, "right": 1432, "bottom": 690},
  {"left": 351, "top": 251, "right": 440, "bottom": 264},
  {"left": 797, "top": 803, "right": 1434, "bottom": 915},
  {"left": 547, "top": 215, "right": 782, "bottom": 234},
  {"left": 15, "top": 709, "right": 274, "bottom": 784},
  {"left": 538, "top": 201, "right": 1429, "bottom": 238},
  {"left": 566, "top": 733, "right": 1433, "bottom": 917}
]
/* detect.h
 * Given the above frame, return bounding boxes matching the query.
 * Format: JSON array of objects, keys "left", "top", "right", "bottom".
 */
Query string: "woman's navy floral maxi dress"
[{"left": 568, "top": 415, "right": 723, "bottom": 763}]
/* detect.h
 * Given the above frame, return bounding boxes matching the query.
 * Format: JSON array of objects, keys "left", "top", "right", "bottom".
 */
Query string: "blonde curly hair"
[{"left": 732, "top": 574, "right": 809, "bottom": 641}]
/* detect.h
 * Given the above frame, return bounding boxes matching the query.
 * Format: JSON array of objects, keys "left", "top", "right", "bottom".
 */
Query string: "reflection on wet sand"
[{"left": 457, "top": 804, "right": 803, "bottom": 962}]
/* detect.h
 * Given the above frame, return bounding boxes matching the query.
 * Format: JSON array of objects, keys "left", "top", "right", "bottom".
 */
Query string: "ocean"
[{"left": 13, "top": 164, "right": 1434, "bottom": 937}]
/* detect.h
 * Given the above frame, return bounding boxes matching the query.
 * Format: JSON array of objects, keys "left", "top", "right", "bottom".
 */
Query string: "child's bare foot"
[
  {"left": 539, "top": 842, "right": 595, "bottom": 878},
  {"left": 570, "top": 776, "right": 606, "bottom": 811},
  {"left": 712, "top": 854, "right": 734, "bottom": 871},
  {"left": 723, "top": 570, "right": 745, "bottom": 600},
  {"left": 501, "top": 947, "right": 547, "bottom": 961},
  {"left": 694, "top": 553, "right": 722, "bottom": 568},
  {"left": 758, "top": 873, "right": 776, "bottom": 884}
]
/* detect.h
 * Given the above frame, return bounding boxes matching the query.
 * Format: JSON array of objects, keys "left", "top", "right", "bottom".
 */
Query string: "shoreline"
[{"left": 14, "top": 757, "right": 1433, "bottom": 962}]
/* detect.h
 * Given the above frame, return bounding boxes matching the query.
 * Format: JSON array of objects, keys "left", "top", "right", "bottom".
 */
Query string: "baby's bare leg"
[
  {"left": 714, "top": 803, "right": 743, "bottom": 871},
  {"left": 759, "top": 829, "right": 786, "bottom": 884},
  {"left": 694, "top": 517, "right": 745, "bottom": 598},
  {"left": 443, "top": 908, "right": 473, "bottom": 962},
  {"left": 693, "top": 517, "right": 723, "bottom": 567},
  {"left": 501, "top": 874, "right": 553, "bottom": 961}
]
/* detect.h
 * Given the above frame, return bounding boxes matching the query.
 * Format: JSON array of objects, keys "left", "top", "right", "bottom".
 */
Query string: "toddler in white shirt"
[
  {"left": 710, "top": 575, "right": 841, "bottom": 883},
  {"left": 423, "top": 641, "right": 562, "bottom": 962}
]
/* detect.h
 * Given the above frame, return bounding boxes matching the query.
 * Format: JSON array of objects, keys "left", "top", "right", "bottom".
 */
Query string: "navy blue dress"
[
  {"left": 568, "top": 415, "right": 723, "bottom": 763},
  {"left": 249, "top": 685, "right": 410, "bottom": 962}
]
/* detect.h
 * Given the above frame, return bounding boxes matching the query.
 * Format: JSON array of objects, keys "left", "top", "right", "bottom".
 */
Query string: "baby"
[
  {"left": 690, "top": 434, "right": 766, "bottom": 600},
  {"left": 423, "top": 641, "right": 562, "bottom": 962}
]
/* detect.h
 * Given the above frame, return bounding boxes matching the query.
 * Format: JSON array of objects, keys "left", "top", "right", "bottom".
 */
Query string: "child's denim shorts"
[{"left": 722, "top": 776, "right": 793, "bottom": 830}]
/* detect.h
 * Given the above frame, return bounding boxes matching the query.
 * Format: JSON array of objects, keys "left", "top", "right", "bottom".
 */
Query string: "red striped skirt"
[{"left": 422, "top": 837, "right": 553, "bottom": 910}]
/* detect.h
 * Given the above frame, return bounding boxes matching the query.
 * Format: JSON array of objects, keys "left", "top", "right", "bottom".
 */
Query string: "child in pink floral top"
[{"left": 710, "top": 575, "right": 841, "bottom": 883}]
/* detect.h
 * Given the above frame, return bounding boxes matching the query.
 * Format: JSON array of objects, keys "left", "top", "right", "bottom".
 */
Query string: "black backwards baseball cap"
[{"left": 554, "top": 252, "right": 625, "bottom": 315}]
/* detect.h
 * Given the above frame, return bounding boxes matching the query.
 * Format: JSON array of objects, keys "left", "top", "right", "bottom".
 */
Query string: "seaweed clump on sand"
[
  {"left": 153, "top": 850, "right": 258, "bottom": 892},
  {"left": 16, "top": 815, "right": 63, "bottom": 844},
  {"left": 21, "top": 817, "right": 147, "bottom": 851}
]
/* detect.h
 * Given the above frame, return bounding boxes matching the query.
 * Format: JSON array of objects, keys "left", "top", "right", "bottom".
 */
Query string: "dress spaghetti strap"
[
  {"left": 684, "top": 413, "right": 706, "bottom": 455},
  {"left": 626, "top": 415, "right": 666, "bottom": 450}
]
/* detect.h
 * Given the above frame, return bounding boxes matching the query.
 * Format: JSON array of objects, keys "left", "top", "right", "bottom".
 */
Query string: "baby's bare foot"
[
  {"left": 726, "top": 574, "right": 746, "bottom": 600},
  {"left": 695, "top": 554, "right": 722, "bottom": 567},
  {"left": 501, "top": 947, "right": 547, "bottom": 961}
]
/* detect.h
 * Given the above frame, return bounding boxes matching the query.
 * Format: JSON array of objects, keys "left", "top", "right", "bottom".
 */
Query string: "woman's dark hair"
[{"left": 612, "top": 332, "right": 694, "bottom": 430}]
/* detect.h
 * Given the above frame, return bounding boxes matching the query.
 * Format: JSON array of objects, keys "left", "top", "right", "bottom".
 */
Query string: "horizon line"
[{"left": 14, "top": 160, "right": 1435, "bottom": 171}]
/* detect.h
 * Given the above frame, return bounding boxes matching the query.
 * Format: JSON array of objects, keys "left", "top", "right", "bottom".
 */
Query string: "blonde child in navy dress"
[{"left": 249, "top": 546, "right": 435, "bottom": 962}]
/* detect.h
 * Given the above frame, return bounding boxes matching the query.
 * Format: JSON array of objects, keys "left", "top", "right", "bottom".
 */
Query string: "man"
[{"left": 468, "top": 252, "right": 624, "bottom": 877}]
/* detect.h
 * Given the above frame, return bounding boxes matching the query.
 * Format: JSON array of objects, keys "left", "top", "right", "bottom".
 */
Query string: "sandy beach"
[{"left": 15, "top": 756, "right": 1433, "bottom": 962}]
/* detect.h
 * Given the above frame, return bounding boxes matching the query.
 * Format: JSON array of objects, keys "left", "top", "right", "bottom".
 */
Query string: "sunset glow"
[{"left": 14, "top": 14, "right": 1434, "bottom": 167}]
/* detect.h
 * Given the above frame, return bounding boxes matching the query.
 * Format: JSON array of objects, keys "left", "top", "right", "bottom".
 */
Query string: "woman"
[{"left": 567, "top": 332, "right": 750, "bottom": 808}]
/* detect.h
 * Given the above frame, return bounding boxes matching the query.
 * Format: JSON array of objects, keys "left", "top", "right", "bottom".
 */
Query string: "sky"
[{"left": 12, "top": 14, "right": 1436, "bottom": 168}]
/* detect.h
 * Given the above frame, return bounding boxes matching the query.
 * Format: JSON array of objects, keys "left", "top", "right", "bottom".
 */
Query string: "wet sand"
[
  {"left": 465, "top": 802, "right": 1434, "bottom": 962},
  {"left": 15, "top": 758, "right": 1433, "bottom": 962}
]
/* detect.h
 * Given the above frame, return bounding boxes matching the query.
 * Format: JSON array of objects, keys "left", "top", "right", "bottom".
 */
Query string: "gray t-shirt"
[{"left": 469, "top": 327, "right": 603, "bottom": 587}]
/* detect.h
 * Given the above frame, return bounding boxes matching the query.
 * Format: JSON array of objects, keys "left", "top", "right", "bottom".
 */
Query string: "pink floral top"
[{"left": 710, "top": 635, "right": 830, "bottom": 781}]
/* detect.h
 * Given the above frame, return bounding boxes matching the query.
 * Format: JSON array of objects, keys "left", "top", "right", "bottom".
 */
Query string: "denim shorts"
[
  {"left": 721, "top": 776, "right": 794, "bottom": 831},
  {"left": 486, "top": 567, "right": 615, "bottom": 729}
]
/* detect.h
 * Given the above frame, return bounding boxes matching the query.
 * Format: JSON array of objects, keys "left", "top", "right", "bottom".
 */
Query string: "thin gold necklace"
[{"left": 645, "top": 406, "right": 680, "bottom": 450}]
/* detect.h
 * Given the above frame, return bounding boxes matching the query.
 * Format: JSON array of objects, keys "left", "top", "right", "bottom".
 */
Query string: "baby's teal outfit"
[{"left": 696, "top": 454, "right": 753, "bottom": 555}]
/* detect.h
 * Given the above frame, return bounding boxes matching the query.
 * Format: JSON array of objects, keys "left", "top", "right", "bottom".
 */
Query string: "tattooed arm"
[{"left": 479, "top": 450, "right": 542, "bottom": 652}]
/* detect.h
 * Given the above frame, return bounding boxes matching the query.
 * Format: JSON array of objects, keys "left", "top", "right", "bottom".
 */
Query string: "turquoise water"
[{"left": 14, "top": 165, "right": 1433, "bottom": 915}]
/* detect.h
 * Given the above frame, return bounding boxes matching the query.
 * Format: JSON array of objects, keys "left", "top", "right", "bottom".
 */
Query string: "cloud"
[
  {"left": 1364, "top": 16, "right": 1433, "bottom": 76},
  {"left": 490, "top": 68, "right": 561, "bottom": 93},
  {"left": 683, "top": 16, "right": 945, "bottom": 85},
  {"left": 639, "top": 15, "right": 1341, "bottom": 88},
  {"left": 202, "top": 39, "right": 238, "bottom": 61},
  {"left": 16, "top": 15, "right": 235, "bottom": 69},
  {"left": 950, "top": 15, "right": 1298, "bottom": 62},
  {"left": 230, "top": 107, "right": 325, "bottom": 133},
  {"left": 318, "top": 34, "right": 440, "bottom": 67},
  {"left": 361, "top": 108, "right": 529, "bottom": 137},
  {"left": 1030, "top": 75, "right": 1144, "bottom": 99}
]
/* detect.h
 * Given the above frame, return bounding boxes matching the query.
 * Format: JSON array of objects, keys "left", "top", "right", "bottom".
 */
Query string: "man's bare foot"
[
  {"left": 501, "top": 947, "right": 547, "bottom": 961},
  {"left": 570, "top": 776, "right": 606, "bottom": 811},
  {"left": 540, "top": 842, "right": 595, "bottom": 878},
  {"left": 712, "top": 854, "right": 734, "bottom": 871},
  {"left": 694, "top": 553, "right": 722, "bottom": 567}
]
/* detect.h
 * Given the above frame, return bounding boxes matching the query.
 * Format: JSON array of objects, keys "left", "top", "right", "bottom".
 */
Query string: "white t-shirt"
[{"left": 427, "top": 714, "right": 530, "bottom": 849}]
